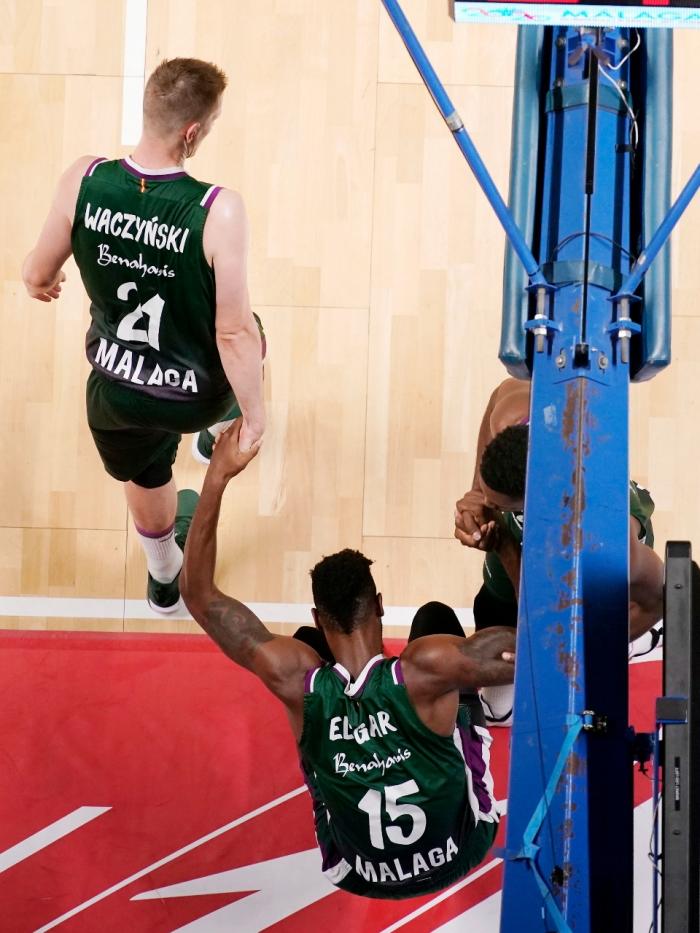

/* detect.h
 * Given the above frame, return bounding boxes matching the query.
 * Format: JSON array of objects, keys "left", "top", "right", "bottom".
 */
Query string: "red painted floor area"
[{"left": 0, "top": 631, "right": 659, "bottom": 932}]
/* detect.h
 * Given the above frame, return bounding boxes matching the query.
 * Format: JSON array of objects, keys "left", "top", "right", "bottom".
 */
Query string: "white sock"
[
  {"left": 136, "top": 524, "right": 183, "bottom": 583},
  {"left": 480, "top": 683, "right": 514, "bottom": 727}
]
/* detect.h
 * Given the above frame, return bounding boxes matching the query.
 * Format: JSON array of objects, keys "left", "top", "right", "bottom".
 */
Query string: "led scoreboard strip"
[{"left": 451, "top": 0, "right": 700, "bottom": 26}]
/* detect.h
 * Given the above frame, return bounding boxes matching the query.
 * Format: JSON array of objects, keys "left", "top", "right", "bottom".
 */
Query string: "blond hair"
[{"left": 143, "top": 58, "right": 228, "bottom": 133}]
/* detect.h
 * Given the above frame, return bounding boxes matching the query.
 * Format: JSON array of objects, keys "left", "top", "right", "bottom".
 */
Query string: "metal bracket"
[
  {"left": 607, "top": 296, "right": 642, "bottom": 364},
  {"left": 581, "top": 709, "right": 608, "bottom": 733}
]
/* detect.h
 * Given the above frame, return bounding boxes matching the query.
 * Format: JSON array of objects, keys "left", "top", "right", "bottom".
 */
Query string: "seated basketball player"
[
  {"left": 454, "top": 377, "right": 664, "bottom": 725},
  {"left": 22, "top": 58, "right": 265, "bottom": 614},
  {"left": 181, "top": 421, "right": 515, "bottom": 900}
]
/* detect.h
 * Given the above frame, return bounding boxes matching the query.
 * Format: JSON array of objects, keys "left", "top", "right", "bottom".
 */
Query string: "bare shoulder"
[
  {"left": 207, "top": 188, "right": 247, "bottom": 226},
  {"left": 62, "top": 155, "right": 100, "bottom": 188},
  {"left": 399, "top": 635, "right": 464, "bottom": 687},
  {"left": 203, "top": 188, "right": 248, "bottom": 261},
  {"left": 57, "top": 155, "right": 101, "bottom": 218},
  {"left": 491, "top": 377, "right": 531, "bottom": 433}
]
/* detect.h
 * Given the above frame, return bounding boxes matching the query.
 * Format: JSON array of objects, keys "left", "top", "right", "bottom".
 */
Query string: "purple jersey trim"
[
  {"left": 304, "top": 667, "right": 320, "bottom": 693},
  {"left": 119, "top": 159, "right": 188, "bottom": 182},
  {"left": 331, "top": 664, "right": 350, "bottom": 687},
  {"left": 392, "top": 658, "right": 405, "bottom": 685},
  {"left": 85, "top": 157, "right": 107, "bottom": 177},
  {"left": 343, "top": 656, "right": 384, "bottom": 698},
  {"left": 457, "top": 723, "right": 493, "bottom": 815},
  {"left": 202, "top": 185, "right": 222, "bottom": 209}
]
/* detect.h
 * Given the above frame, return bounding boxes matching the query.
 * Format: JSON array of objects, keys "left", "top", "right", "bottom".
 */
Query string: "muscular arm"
[
  {"left": 22, "top": 155, "right": 93, "bottom": 301},
  {"left": 180, "top": 424, "right": 318, "bottom": 737},
  {"left": 401, "top": 628, "right": 516, "bottom": 735},
  {"left": 629, "top": 517, "right": 664, "bottom": 640},
  {"left": 204, "top": 190, "right": 265, "bottom": 450}
]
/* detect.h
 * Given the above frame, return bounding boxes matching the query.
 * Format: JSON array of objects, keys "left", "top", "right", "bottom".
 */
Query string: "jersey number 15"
[{"left": 358, "top": 780, "right": 427, "bottom": 851}]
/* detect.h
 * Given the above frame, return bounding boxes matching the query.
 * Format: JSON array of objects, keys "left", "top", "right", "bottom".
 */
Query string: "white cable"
[
  {"left": 609, "top": 30, "right": 641, "bottom": 72},
  {"left": 598, "top": 64, "right": 639, "bottom": 150}
]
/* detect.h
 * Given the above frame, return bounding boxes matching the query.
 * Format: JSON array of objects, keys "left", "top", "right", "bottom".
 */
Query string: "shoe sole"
[
  {"left": 147, "top": 596, "right": 183, "bottom": 615},
  {"left": 191, "top": 433, "right": 210, "bottom": 465}
]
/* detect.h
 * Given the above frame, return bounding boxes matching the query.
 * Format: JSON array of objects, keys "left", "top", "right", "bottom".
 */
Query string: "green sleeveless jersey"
[
  {"left": 299, "top": 655, "right": 498, "bottom": 899},
  {"left": 483, "top": 480, "right": 656, "bottom": 602},
  {"left": 71, "top": 157, "right": 232, "bottom": 403}
]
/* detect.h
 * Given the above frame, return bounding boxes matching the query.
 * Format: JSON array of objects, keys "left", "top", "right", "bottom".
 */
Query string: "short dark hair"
[
  {"left": 144, "top": 58, "right": 227, "bottom": 133},
  {"left": 480, "top": 425, "right": 528, "bottom": 498},
  {"left": 310, "top": 549, "right": 377, "bottom": 634}
]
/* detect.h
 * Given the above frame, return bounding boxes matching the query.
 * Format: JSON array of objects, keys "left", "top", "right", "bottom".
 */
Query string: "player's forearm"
[
  {"left": 180, "top": 471, "right": 228, "bottom": 619},
  {"left": 216, "top": 326, "right": 265, "bottom": 431},
  {"left": 458, "top": 627, "right": 516, "bottom": 688}
]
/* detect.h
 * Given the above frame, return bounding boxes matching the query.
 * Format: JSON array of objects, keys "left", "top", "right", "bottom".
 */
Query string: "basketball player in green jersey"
[
  {"left": 180, "top": 421, "right": 516, "bottom": 899},
  {"left": 453, "top": 377, "right": 664, "bottom": 725},
  {"left": 22, "top": 59, "right": 265, "bottom": 613}
]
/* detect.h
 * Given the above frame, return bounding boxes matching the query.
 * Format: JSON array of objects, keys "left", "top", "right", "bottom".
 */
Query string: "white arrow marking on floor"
[
  {"left": 0, "top": 807, "right": 111, "bottom": 874},
  {"left": 132, "top": 848, "right": 338, "bottom": 932}
]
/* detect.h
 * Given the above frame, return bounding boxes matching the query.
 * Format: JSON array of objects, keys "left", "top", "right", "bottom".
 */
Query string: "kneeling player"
[{"left": 181, "top": 421, "right": 515, "bottom": 899}]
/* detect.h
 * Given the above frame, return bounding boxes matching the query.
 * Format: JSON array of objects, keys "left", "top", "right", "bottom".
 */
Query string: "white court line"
[
  {"left": 0, "top": 807, "right": 110, "bottom": 874},
  {"left": 34, "top": 785, "right": 307, "bottom": 932},
  {"left": 0, "top": 595, "right": 475, "bottom": 631},
  {"left": 121, "top": 0, "right": 148, "bottom": 146},
  {"left": 378, "top": 857, "right": 502, "bottom": 933}
]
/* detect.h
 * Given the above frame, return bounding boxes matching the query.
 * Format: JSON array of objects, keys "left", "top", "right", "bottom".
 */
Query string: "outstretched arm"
[
  {"left": 180, "top": 422, "right": 319, "bottom": 733},
  {"left": 204, "top": 190, "right": 265, "bottom": 452}
]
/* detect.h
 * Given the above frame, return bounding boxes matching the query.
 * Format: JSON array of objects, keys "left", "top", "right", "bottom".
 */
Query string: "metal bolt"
[
  {"left": 620, "top": 80, "right": 627, "bottom": 91},
  {"left": 675, "top": 583, "right": 683, "bottom": 590},
  {"left": 556, "top": 353, "right": 566, "bottom": 369},
  {"left": 556, "top": 36, "right": 567, "bottom": 48},
  {"left": 554, "top": 77, "right": 564, "bottom": 88},
  {"left": 598, "top": 354, "right": 608, "bottom": 370},
  {"left": 618, "top": 37, "right": 629, "bottom": 49}
]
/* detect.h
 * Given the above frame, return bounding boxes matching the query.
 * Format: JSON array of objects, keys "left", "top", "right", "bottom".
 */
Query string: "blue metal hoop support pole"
[
  {"left": 612, "top": 163, "right": 700, "bottom": 301},
  {"left": 379, "top": 0, "right": 549, "bottom": 290}
]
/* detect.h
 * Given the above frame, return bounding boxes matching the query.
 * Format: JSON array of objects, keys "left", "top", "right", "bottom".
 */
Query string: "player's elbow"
[{"left": 22, "top": 253, "right": 46, "bottom": 290}]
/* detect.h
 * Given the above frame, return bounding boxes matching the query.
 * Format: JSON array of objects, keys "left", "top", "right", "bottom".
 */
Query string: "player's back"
[
  {"left": 71, "top": 157, "right": 229, "bottom": 403},
  {"left": 299, "top": 654, "right": 498, "bottom": 899}
]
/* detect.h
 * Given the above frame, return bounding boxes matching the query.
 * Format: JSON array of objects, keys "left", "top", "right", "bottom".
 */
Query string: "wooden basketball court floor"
[{"left": 0, "top": 1, "right": 697, "bottom": 930}]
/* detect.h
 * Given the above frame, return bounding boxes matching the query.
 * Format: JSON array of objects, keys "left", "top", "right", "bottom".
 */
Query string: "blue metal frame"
[
  {"left": 378, "top": 2, "right": 700, "bottom": 929},
  {"left": 613, "top": 163, "right": 700, "bottom": 300},
  {"left": 500, "top": 29, "right": 635, "bottom": 932}
]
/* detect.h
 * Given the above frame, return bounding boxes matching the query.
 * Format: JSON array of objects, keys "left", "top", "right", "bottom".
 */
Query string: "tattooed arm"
[
  {"left": 180, "top": 421, "right": 319, "bottom": 737},
  {"left": 400, "top": 627, "right": 516, "bottom": 735}
]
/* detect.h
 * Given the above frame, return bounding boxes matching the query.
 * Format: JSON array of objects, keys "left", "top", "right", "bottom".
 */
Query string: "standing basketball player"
[
  {"left": 180, "top": 421, "right": 516, "bottom": 899},
  {"left": 22, "top": 58, "right": 265, "bottom": 613}
]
